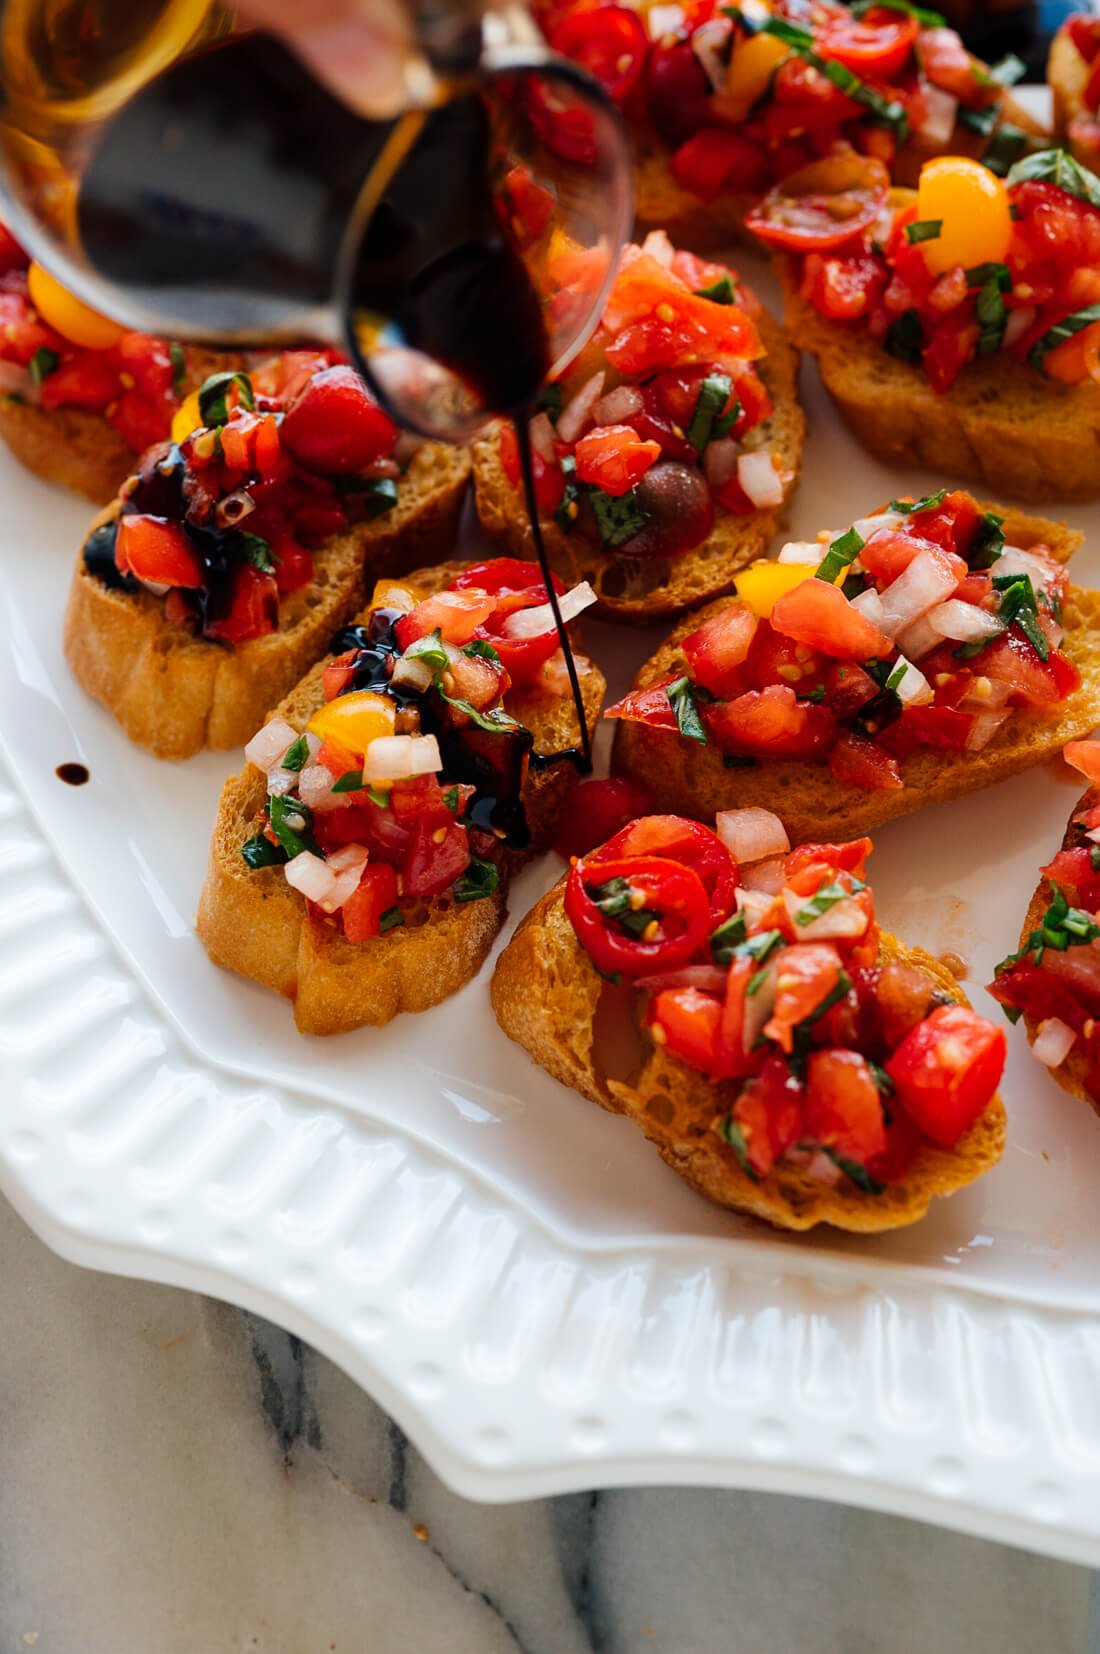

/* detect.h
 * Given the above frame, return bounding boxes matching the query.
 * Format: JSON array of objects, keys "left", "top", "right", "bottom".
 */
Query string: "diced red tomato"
[
  {"left": 649, "top": 986, "right": 724, "bottom": 1076},
  {"left": 389, "top": 774, "right": 455, "bottom": 831},
  {"left": 802, "top": 251, "right": 886, "bottom": 320},
  {"left": 395, "top": 589, "right": 498, "bottom": 649},
  {"left": 500, "top": 164, "right": 556, "bottom": 248},
  {"left": 859, "top": 529, "right": 965, "bottom": 589},
  {"left": 0, "top": 285, "right": 65, "bottom": 364},
  {"left": 644, "top": 36, "right": 713, "bottom": 149},
  {"left": 1038, "top": 847, "right": 1100, "bottom": 911},
  {"left": 604, "top": 681, "right": 679, "bottom": 732},
  {"left": 701, "top": 685, "right": 836, "bottom": 760},
  {"left": 205, "top": 563, "right": 279, "bottom": 644},
  {"left": 743, "top": 622, "right": 826, "bottom": 696},
  {"left": 682, "top": 602, "right": 758, "bottom": 697},
  {"left": 714, "top": 957, "right": 759, "bottom": 1081},
  {"left": 894, "top": 705, "right": 975, "bottom": 751},
  {"left": 280, "top": 365, "right": 397, "bottom": 474},
  {"left": 402, "top": 819, "right": 472, "bottom": 898},
  {"left": 0, "top": 221, "right": 26, "bottom": 274},
  {"left": 887, "top": 1005, "right": 1005, "bottom": 1147},
  {"left": 314, "top": 799, "right": 412, "bottom": 859},
  {"left": 670, "top": 128, "right": 770, "bottom": 203},
  {"left": 823, "top": 662, "right": 879, "bottom": 718},
  {"left": 828, "top": 731, "right": 903, "bottom": 791},
  {"left": 763, "top": 943, "right": 844, "bottom": 1053},
  {"left": 574, "top": 424, "right": 661, "bottom": 495},
  {"left": 785, "top": 838, "right": 872, "bottom": 882},
  {"left": 1064, "top": 741, "right": 1100, "bottom": 786},
  {"left": 550, "top": 4, "right": 649, "bottom": 103},
  {"left": 805, "top": 1048, "right": 887, "bottom": 1163},
  {"left": 916, "top": 26, "right": 992, "bottom": 106},
  {"left": 989, "top": 958, "right": 1093, "bottom": 1032},
  {"left": 37, "top": 352, "right": 119, "bottom": 410},
  {"left": 770, "top": 576, "right": 894, "bottom": 660},
  {"left": 979, "top": 629, "right": 1074, "bottom": 706},
  {"left": 323, "top": 651, "right": 357, "bottom": 703},
  {"left": 731, "top": 1055, "right": 804, "bottom": 1176},
  {"left": 341, "top": 863, "right": 399, "bottom": 943},
  {"left": 499, "top": 421, "right": 564, "bottom": 513},
  {"left": 115, "top": 514, "right": 203, "bottom": 587},
  {"left": 553, "top": 777, "right": 656, "bottom": 860}
]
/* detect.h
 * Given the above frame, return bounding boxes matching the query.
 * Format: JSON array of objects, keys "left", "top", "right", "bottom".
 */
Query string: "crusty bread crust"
[
  {"left": 1048, "top": 28, "right": 1096, "bottom": 165},
  {"left": 779, "top": 193, "right": 1100, "bottom": 503},
  {"left": 613, "top": 505, "right": 1100, "bottom": 843},
  {"left": 1015, "top": 785, "right": 1100, "bottom": 1118},
  {"left": 631, "top": 93, "right": 1046, "bottom": 250},
  {"left": 0, "top": 346, "right": 240, "bottom": 502},
  {"left": 491, "top": 878, "right": 1004, "bottom": 1232},
  {"left": 472, "top": 311, "right": 804, "bottom": 624},
  {"left": 196, "top": 559, "right": 606, "bottom": 1035},
  {"left": 62, "top": 442, "right": 472, "bottom": 759}
]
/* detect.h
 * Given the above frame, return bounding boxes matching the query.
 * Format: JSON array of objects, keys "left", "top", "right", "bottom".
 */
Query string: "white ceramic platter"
[{"left": 4, "top": 227, "right": 1100, "bottom": 1562}]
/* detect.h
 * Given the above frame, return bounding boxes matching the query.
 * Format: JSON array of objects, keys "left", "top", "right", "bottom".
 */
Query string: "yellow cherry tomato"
[
  {"left": 712, "top": 31, "right": 791, "bottom": 123},
  {"left": 733, "top": 560, "right": 816, "bottom": 617},
  {"left": 308, "top": 690, "right": 396, "bottom": 758},
  {"left": 171, "top": 390, "right": 203, "bottom": 444},
  {"left": 369, "top": 578, "right": 424, "bottom": 614},
  {"left": 27, "top": 262, "right": 126, "bottom": 350},
  {"left": 915, "top": 158, "right": 1012, "bottom": 277}
]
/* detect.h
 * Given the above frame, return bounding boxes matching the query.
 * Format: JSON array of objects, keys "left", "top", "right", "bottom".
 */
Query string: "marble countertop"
[{"left": 0, "top": 1189, "right": 1089, "bottom": 1654}]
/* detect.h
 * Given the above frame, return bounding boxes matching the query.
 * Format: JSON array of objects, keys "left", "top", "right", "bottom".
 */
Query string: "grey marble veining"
[{"left": 0, "top": 1190, "right": 1087, "bottom": 1654}]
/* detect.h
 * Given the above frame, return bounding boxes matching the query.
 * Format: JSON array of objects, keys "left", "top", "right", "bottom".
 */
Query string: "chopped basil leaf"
[
  {"left": 799, "top": 685, "right": 826, "bottom": 704},
  {"left": 537, "top": 382, "right": 563, "bottom": 423},
  {"left": 710, "top": 910, "right": 747, "bottom": 965},
  {"left": 889, "top": 488, "right": 947, "bottom": 515},
  {"left": 590, "top": 875, "right": 659, "bottom": 939},
  {"left": 958, "top": 102, "right": 998, "bottom": 136},
  {"left": 463, "top": 638, "right": 501, "bottom": 665},
  {"left": 366, "top": 785, "right": 389, "bottom": 807},
  {"left": 841, "top": 571, "right": 869, "bottom": 600},
  {"left": 1001, "top": 1003, "right": 1023, "bottom": 1024},
  {"left": 965, "top": 261, "right": 1011, "bottom": 292},
  {"left": 968, "top": 510, "right": 1005, "bottom": 569},
  {"left": 997, "top": 883, "right": 1100, "bottom": 969},
  {"left": 995, "top": 572, "right": 1049, "bottom": 660},
  {"left": 268, "top": 792, "right": 321, "bottom": 859},
  {"left": 885, "top": 308, "right": 924, "bottom": 363},
  {"left": 587, "top": 484, "right": 649, "bottom": 549},
  {"left": 1091, "top": 846, "right": 1100, "bottom": 873},
  {"left": 454, "top": 855, "right": 500, "bottom": 904},
  {"left": 695, "top": 275, "right": 736, "bottom": 304},
  {"left": 975, "top": 278, "right": 1008, "bottom": 355},
  {"left": 379, "top": 906, "right": 405, "bottom": 931},
  {"left": 169, "top": 340, "right": 186, "bottom": 395},
  {"left": 406, "top": 627, "right": 449, "bottom": 674},
  {"left": 331, "top": 769, "right": 364, "bottom": 793},
  {"left": 868, "top": 1059, "right": 895, "bottom": 1096},
  {"left": 241, "top": 532, "right": 274, "bottom": 572},
  {"left": 1007, "top": 149, "right": 1100, "bottom": 212},
  {"left": 884, "top": 661, "right": 908, "bottom": 693},
  {"left": 816, "top": 526, "right": 864, "bottom": 583},
  {"left": 851, "top": 0, "right": 944, "bottom": 24},
  {"left": 905, "top": 219, "right": 942, "bottom": 245},
  {"left": 737, "top": 928, "right": 784, "bottom": 975},
  {"left": 824, "top": 1147, "right": 886, "bottom": 1195},
  {"left": 555, "top": 452, "right": 581, "bottom": 534},
  {"left": 197, "top": 369, "right": 254, "bottom": 427},
  {"left": 281, "top": 734, "right": 309, "bottom": 772},
  {"left": 1028, "top": 304, "right": 1100, "bottom": 373},
  {"left": 240, "top": 831, "right": 286, "bottom": 869},
  {"left": 442, "top": 785, "right": 461, "bottom": 814},
  {"left": 667, "top": 675, "right": 709, "bottom": 744},
  {"left": 440, "top": 694, "right": 523, "bottom": 735},
  {"left": 757, "top": 15, "right": 907, "bottom": 133},
  {"left": 715, "top": 1113, "right": 758, "bottom": 1182},
  {"left": 795, "top": 877, "right": 864, "bottom": 926},
  {"left": 29, "top": 346, "right": 59, "bottom": 385},
  {"left": 360, "top": 475, "right": 399, "bottom": 518},
  {"left": 982, "top": 122, "right": 1028, "bottom": 177},
  {"left": 954, "top": 638, "right": 988, "bottom": 661},
  {"left": 687, "top": 373, "right": 733, "bottom": 452}
]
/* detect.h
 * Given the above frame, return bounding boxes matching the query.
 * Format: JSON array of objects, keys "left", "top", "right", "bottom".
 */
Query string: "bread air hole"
[{"left": 592, "top": 977, "right": 647, "bottom": 1088}]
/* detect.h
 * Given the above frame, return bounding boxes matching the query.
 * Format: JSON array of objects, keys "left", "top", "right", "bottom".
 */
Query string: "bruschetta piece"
[
  {"left": 197, "top": 558, "right": 605, "bottom": 1034},
  {"left": 1048, "top": 14, "right": 1100, "bottom": 172},
  {"left": 473, "top": 236, "right": 803, "bottom": 623},
  {"left": 63, "top": 357, "right": 471, "bottom": 758},
  {"left": 537, "top": 0, "right": 1046, "bottom": 249},
  {"left": 767, "top": 151, "right": 1100, "bottom": 502},
  {"left": 611, "top": 491, "right": 1100, "bottom": 842},
  {"left": 493, "top": 811, "right": 1006, "bottom": 1231},
  {"left": 989, "top": 741, "right": 1100, "bottom": 1116}
]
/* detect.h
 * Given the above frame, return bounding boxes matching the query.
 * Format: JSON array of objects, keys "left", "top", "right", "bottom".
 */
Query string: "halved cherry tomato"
[
  {"left": 815, "top": 5, "right": 918, "bottom": 77},
  {"left": 565, "top": 852, "right": 713, "bottom": 976},
  {"left": 455, "top": 557, "right": 565, "bottom": 600},
  {"left": 280, "top": 365, "right": 396, "bottom": 474},
  {"left": 592, "top": 814, "right": 738, "bottom": 928},
  {"left": 115, "top": 514, "right": 203, "bottom": 587},
  {"left": 574, "top": 424, "right": 661, "bottom": 495},
  {"left": 745, "top": 154, "right": 891, "bottom": 252},
  {"left": 550, "top": 5, "right": 649, "bottom": 103},
  {"left": 701, "top": 684, "right": 836, "bottom": 759},
  {"left": 648, "top": 986, "right": 724, "bottom": 1076},
  {"left": 731, "top": 1054, "right": 805, "bottom": 1176},
  {"left": 805, "top": 1048, "right": 887, "bottom": 1163},
  {"left": 341, "top": 863, "right": 399, "bottom": 943},
  {"left": 887, "top": 1004, "right": 1005, "bottom": 1147},
  {"left": 645, "top": 36, "right": 713, "bottom": 148},
  {"left": 916, "top": 25, "right": 992, "bottom": 106},
  {"left": 553, "top": 777, "right": 656, "bottom": 860}
]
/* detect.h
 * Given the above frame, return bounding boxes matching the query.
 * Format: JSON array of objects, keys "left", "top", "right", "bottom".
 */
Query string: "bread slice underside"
[
  {"left": 471, "top": 312, "right": 804, "bottom": 625},
  {"left": 779, "top": 193, "right": 1100, "bottom": 504},
  {"left": 613, "top": 505, "right": 1100, "bottom": 843},
  {"left": 62, "top": 442, "right": 472, "bottom": 759},
  {"left": 196, "top": 560, "right": 606, "bottom": 1035},
  {"left": 491, "top": 879, "right": 1005, "bottom": 1232}
]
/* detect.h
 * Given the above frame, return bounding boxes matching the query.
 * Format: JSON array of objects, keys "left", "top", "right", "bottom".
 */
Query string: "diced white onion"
[
  {"left": 139, "top": 577, "right": 171, "bottom": 598},
  {"left": 265, "top": 767, "right": 298, "bottom": 797},
  {"left": 557, "top": 371, "right": 605, "bottom": 444},
  {"left": 245, "top": 717, "right": 299, "bottom": 772},
  {"left": 894, "top": 611, "right": 942, "bottom": 662},
  {"left": 529, "top": 409, "right": 557, "bottom": 463},
  {"left": 737, "top": 450, "right": 783, "bottom": 509},
  {"left": 916, "top": 83, "right": 959, "bottom": 148},
  {"left": 647, "top": 2, "right": 686, "bottom": 37},
  {"left": 703, "top": 436, "right": 740, "bottom": 489},
  {"left": 691, "top": 16, "right": 731, "bottom": 89},
  {"left": 1003, "top": 305, "right": 1036, "bottom": 349},
  {"left": 740, "top": 856, "right": 786, "bottom": 895},
  {"left": 734, "top": 887, "right": 777, "bottom": 926},
  {"left": 741, "top": 961, "right": 779, "bottom": 1052},
  {"left": 851, "top": 511, "right": 903, "bottom": 539},
  {"left": 805, "top": 1150, "right": 843, "bottom": 1185},
  {"left": 878, "top": 549, "right": 959, "bottom": 636},
  {"left": 851, "top": 586, "right": 887, "bottom": 629},
  {"left": 890, "top": 655, "right": 934, "bottom": 706},
  {"left": 390, "top": 653, "right": 436, "bottom": 692},
  {"left": 783, "top": 888, "right": 869, "bottom": 939},
  {"left": 502, "top": 580, "right": 597, "bottom": 638},
  {"left": 284, "top": 850, "right": 338, "bottom": 905},
  {"left": 535, "top": 647, "right": 593, "bottom": 697},
  {"left": 965, "top": 710, "right": 1009, "bottom": 751},
  {"left": 927, "top": 599, "right": 1005, "bottom": 643},
  {"left": 361, "top": 734, "right": 441, "bottom": 783},
  {"left": 594, "top": 384, "right": 643, "bottom": 424},
  {"left": 716, "top": 807, "right": 789, "bottom": 865},
  {"left": 635, "top": 964, "right": 728, "bottom": 993},
  {"left": 778, "top": 541, "right": 824, "bottom": 565},
  {"left": 958, "top": 676, "right": 1012, "bottom": 712},
  {"left": 1032, "top": 1016, "right": 1077, "bottom": 1069},
  {"left": 997, "top": 543, "right": 1061, "bottom": 595},
  {"left": 323, "top": 844, "right": 370, "bottom": 912},
  {"left": 1086, "top": 826, "right": 1100, "bottom": 845},
  {"left": 641, "top": 228, "right": 676, "bottom": 267},
  {"left": 298, "top": 762, "right": 347, "bottom": 811}
]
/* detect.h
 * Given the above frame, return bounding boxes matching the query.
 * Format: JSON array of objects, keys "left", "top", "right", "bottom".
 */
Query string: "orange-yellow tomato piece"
[
  {"left": 369, "top": 577, "right": 424, "bottom": 614},
  {"left": 915, "top": 158, "right": 1012, "bottom": 277},
  {"left": 308, "top": 690, "right": 395, "bottom": 757},
  {"left": 27, "top": 262, "right": 126, "bottom": 350},
  {"left": 1044, "top": 319, "right": 1100, "bottom": 385},
  {"left": 171, "top": 390, "right": 203, "bottom": 444},
  {"left": 712, "top": 31, "right": 791, "bottom": 123}
]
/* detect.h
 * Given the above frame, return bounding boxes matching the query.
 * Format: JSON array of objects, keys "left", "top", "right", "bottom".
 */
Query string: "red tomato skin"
[
  {"left": 389, "top": 775, "right": 455, "bottom": 831},
  {"left": 645, "top": 37, "right": 713, "bottom": 148},
  {"left": 805, "top": 1048, "right": 888, "bottom": 1162},
  {"left": 763, "top": 943, "right": 844, "bottom": 1053},
  {"left": 604, "top": 682, "right": 680, "bottom": 732},
  {"left": 670, "top": 128, "right": 770, "bottom": 203},
  {"left": 116, "top": 515, "right": 203, "bottom": 588},
  {"left": 402, "top": 819, "right": 471, "bottom": 898},
  {"left": 550, "top": 5, "right": 649, "bottom": 103},
  {"left": 732, "top": 1055, "right": 805, "bottom": 1176},
  {"left": 340, "top": 864, "right": 399, "bottom": 943},
  {"left": 553, "top": 777, "right": 656, "bottom": 860},
  {"left": 648, "top": 987, "right": 724, "bottom": 1076},
  {"left": 682, "top": 602, "right": 758, "bottom": 697},
  {"left": 770, "top": 577, "right": 894, "bottom": 660},
  {"left": 828, "top": 731, "right": 903, "bottom": 791},
  {"left": 38, "top": 352, "right": 120, "bottom": 411},
  {"left": 280, "top": 366, "right": 397, "bottom": 474},
  {"left": 744, "top": 155, "right": 891, "bottom": 252},
  {"left": 205, "top": 563, "right": 280, "bottom": 644},
  {"left": 887, "top": 1005, "right": 1006, "bottom": 1147},
  {"left": 574, "top": 424, "right": 661, "bottom": 495},
  {"left": 701, "top": 684, "right": 837, "bottom": 760},
  {"left": 498, "top": 422, "right": 564, "bottom": 513},
  {"left": 565, "top": 852, "right": 714, "bottom": 976},
  {"left": 592, "top": 814, "right": 738, "bottom": 928},
  {"left": 814, "top": 5, "right": 918, "bottom": 80},
  {"left": 802, "top": 251, "right": 886, "bottom": 320}
]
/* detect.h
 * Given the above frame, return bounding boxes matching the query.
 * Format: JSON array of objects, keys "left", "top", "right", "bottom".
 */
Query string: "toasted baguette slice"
[
  {"left": 197, "top": 560, "right": 605, "bottom": 1035},
  {"left": 492, "top": 879, "right": 1004, "bottom": 1232},
  {"left": 1048, "top": 25, "right": 1100, "bottom": 168},
  {"left": 472, "top": 313, "right": 803, "bottom": 624},
  {"left": 779, "top": 193, "right": 1100, "bottom": 503},
  {"left": 631, "top": 93, "right": 1047, "bottom": 250},
  {"left": 63, "top": 442, "right": 472, "bottom": 759},
  {"left": 613, "top": 504, "right": 1100, "bottom": 843},
  {"left": 0, "top": 346, "right": 239, "bottom": 502}
]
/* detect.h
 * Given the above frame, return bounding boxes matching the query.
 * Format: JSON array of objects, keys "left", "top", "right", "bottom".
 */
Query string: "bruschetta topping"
[
  {"left": 240, "top": 560, "right": 595, "bottom": 940},
  {"left": 780, "top": 149, "right": 1100, "bottom": 390},
  {"left": 561, "top": 810, "right": 1005, "bottom": 1186},
  {"left": 1056, "top": 14, "right": 1100, "bottom": 169},
  {"left": 539, "top": 0, "right": 1026, "bottom": 201},
  {"left": 83, "top": 359, "right": 402, "bottom": 647},
  {"left": 606, "top": 487, "right": 1078, "bottom": 782},
  {"left": 500, "top": 238, "right": 788, "bottom": 557}
]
